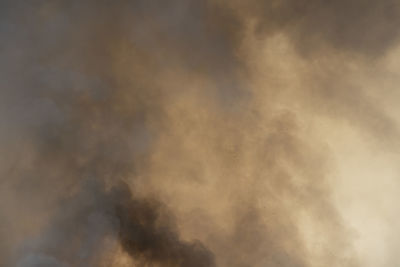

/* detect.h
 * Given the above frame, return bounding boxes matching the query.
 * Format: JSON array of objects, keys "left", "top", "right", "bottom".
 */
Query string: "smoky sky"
[{"left": 1, "top": 0, "right": 400, "bottom": 267}]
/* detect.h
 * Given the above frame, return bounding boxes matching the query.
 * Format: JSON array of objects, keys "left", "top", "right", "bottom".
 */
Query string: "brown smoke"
[{"left": 1, "top": 0, "right": 400, "bottom": 266}]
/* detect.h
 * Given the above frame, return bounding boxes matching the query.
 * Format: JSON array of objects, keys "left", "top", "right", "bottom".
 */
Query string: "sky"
[{"left": 1, "top": 1, "right": 400, "bottom": 266}]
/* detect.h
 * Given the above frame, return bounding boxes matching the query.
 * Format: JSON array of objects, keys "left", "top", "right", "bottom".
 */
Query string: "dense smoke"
[{"left": 1, "top": 0, "right": 400, "bottom": 266}]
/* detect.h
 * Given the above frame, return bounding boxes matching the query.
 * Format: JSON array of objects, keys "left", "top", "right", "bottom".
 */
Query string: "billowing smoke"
[
  {"left": 1, "top": 0, "right": 400, "bottom": 266},
  {"left": 15, "top": 180, "right": 215, "bottom": 267}
]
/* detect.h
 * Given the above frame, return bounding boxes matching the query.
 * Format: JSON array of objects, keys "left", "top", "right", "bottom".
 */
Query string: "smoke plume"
[{"left": 2, "top": 0, "right": 400, "bottom": 266}]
